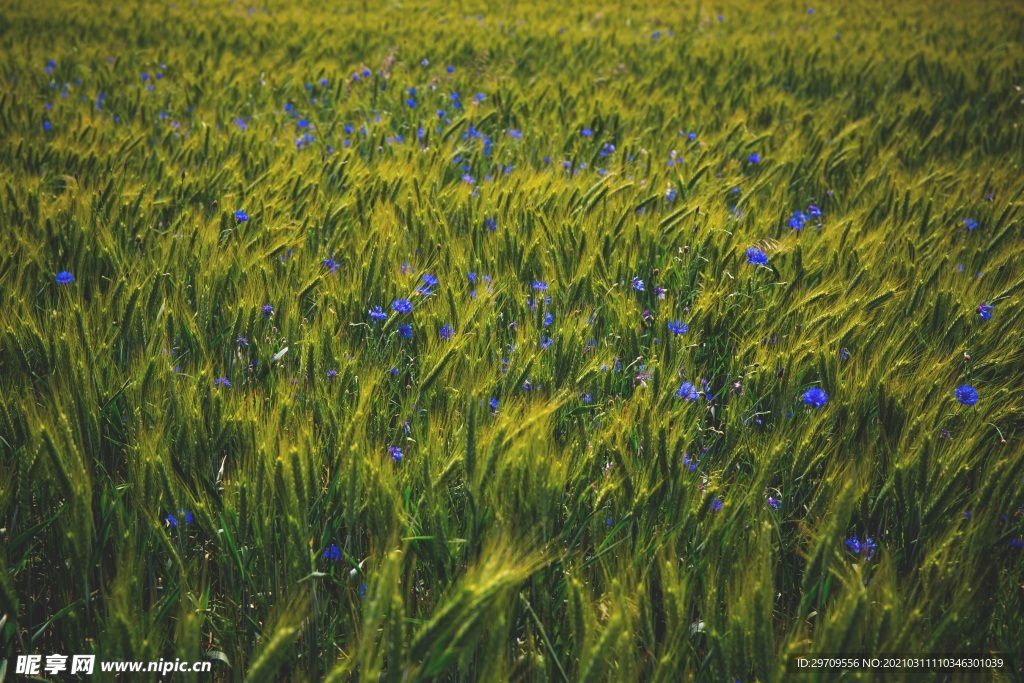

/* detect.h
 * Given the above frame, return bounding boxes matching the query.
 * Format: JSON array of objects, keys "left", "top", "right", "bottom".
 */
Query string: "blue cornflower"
[
  {"left": 977, "top": 303, "right": 994, "bottom": 320},
  {"left": 746, "top": 247, "right": 769, "bottom": 265},
  {"left": 368, "top": 306, "right": 387, "bottom": 322},
  {"left": 748, "top": 153, "right": 761, "bottom": 163},
  {"left": 667, "top": 320, "right": 688, "bottom": 335},
  {"left": 323, "top": 544, "right": 341, "bottom": 560},
  {"left": 1011, "top": 539, "right": 1024, "bottom": 549},
  {"left": 419, "top": 274, "right": 438, "bottom": 294},
  {"left": 166, "top": 514, "right": 179, "bottom": 527},
  {"left": 522, "top": 378, "right": 533, "bottom": 391},
  {"left": 954, "top": 385, "right": 978, "bottom": 406},
  {"left": 839, "top": 347, "right": 850, "bottom": 361},
  {"left": 42, "top": 121, "right": 52, "bottom": 131},
  {"left": 581, "top": 128, "right": 593, "bottom": 137},
  {"left": 676, "top": 382, "right": 699, "bottom": 401},
  {"left": 439, "top": 324, "right": 454, "bottom": 340},
  {"left": 632, "top": 277, "right": 645, "bottom": 292},
  {"left": 709, "top": 498, "right": 724, "bottom": 512},
  {"left": 845, "top": 536, "right": 878, "bottom": 560},
  {"left": 262, "top": 304, "right": 274, "bottom": 317},
  {"left": 767, "top": 496, "right": 781, "bottom": 510},
  {"left": 392, "top": 299, "right": 413, "bottom": 313},
  {"left": 963, "top": 218, "right": 979, "bottom": 231},
  {"left": 789, "top": 212, "right": 807, "bottom": 230},
  {"left": 543, "top": 312, "right": 553, "bottom": 327},
  {"left": 388, "top": 446, "right": 403, "bottom": 462},
  {"left": 322, "top": 258, "right": 339, "bottom": 273},
  {"left": 236, "top": 336, "right": 249, "bottom": 346},
  {"left": 802, "top": 387, "right": 828, "bottom": 408},
  {"left": 701, "top": 379, "right": 714, "bottom": 402},
  {"left": 485, "top": 217, "right": 497, "bottom": 232},
  {"left": 508, "top": 128, "right": 522, "bottom": 139},
  {"left": 666, "top": 188, "right": 678, "bottom": 202},
  {"left": 681, "top": 453, "right": 698, "bottom": 471},
  {"left": 540, "top": 335, "right": 553, "bottom": 349},
  {"left": 327, "top": 369, "right": 338, "bottom": 379},
  {"left": 532, "top": 280, "right": 548, "bottom": 291},
  {"left": 398, "top": 324, "right": 413, "bottom": 338},
  {"left": 214, "top": 376, "right": 231, "bottom": 388},
  {"left": 55, "top": 271, "right": 75, "bottom": 284},
  {"left": 488, "top": 397, "right": 499, "bottom": 411},
  {"left": 807, "top": 204, "right": 822, "bottom": 217},
  {"left": 406, "top": 99, "right": 417, "bottom": 108}
]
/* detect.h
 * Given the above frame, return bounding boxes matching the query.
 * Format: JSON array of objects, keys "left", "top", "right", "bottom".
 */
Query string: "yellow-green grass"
[{"left": 0, "top": 0, "right": 1022, "bottom": 680}]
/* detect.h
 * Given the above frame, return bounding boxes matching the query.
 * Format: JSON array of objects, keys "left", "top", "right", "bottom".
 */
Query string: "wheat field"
[{"left": 0, "top": 0, "right": 1023, "bottom": 680}]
